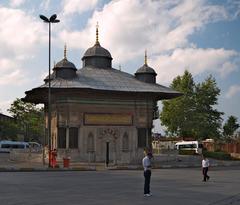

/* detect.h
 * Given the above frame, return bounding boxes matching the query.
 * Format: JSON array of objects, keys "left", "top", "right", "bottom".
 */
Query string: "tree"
[
  {"left": 160, "top": 71, "right": 223, "bottom": 140},
  {"left": 8, "top": 98, "right": 44, "bottom": 142},
  {"left": 194, "top": 75, "right": 223, "bottom": 139},
  {"left": 223, "top": 116, "right": 240, "bottom": 141},
  {"left": 160, "top": 70, "right": 196, "bottom": 137},
  {"left": 0, "top": 120, "right": 20, "bottom": 140}
]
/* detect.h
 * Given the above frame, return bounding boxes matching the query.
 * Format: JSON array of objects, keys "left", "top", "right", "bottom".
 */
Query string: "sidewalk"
[{"left": 1, "top": 154, "right": 240, "bottom": 172}]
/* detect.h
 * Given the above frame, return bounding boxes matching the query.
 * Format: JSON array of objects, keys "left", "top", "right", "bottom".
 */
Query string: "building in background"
[{"left": 0, "top": 113, "right": 24, "bottom": 141}]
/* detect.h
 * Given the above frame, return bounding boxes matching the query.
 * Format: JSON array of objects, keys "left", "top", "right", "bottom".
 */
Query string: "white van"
[
  {"left": 175, "top": 141, "right": 203, "bottom": 154},
  {"left": 0, "top": 140, "right": 29, "bottom": 153}
]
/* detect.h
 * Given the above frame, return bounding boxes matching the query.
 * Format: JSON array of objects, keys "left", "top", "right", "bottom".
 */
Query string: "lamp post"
[{"left": 39, "top": 14, "right": 60, "bottom": 167}]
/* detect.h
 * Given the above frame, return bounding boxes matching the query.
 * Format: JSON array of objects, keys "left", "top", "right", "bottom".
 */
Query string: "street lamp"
[{"left": 39, "top": 14, "right": 60, "bottom": 167}]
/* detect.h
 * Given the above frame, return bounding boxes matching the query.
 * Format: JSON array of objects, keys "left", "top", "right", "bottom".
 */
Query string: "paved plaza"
[{"left": 0, "top": 167, "right": 240, "bottom": 205}]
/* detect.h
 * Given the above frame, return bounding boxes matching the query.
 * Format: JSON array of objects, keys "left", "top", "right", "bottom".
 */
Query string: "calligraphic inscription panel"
[{"left": 84, "top": 113, "right": 132, "bottom": 126}]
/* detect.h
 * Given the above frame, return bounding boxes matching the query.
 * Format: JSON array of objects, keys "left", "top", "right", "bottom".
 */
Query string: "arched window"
[
  {"left": 87, "top": 132, "right": 94, "bottom": 152},
  {"left": 122, "top": 132, "right": 129, "bottom": 151}
]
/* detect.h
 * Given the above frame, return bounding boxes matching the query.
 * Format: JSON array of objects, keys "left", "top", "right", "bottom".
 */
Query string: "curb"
[{"left": 0, "top": 167, "right": 96, "bottom": 172}]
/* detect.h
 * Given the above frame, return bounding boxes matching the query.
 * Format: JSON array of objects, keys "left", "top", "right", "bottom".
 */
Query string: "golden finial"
[
  {"left": 64, "top": 44, "right": 67, "bottom": 59},
  {"left": 144, "top": 49, "right": 148, "bottom": 65},
  {"left": 96, "top": 22, "right": 99, "bottom": 45}
]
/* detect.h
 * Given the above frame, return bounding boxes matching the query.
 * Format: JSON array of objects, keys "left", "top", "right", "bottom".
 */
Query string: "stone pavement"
[{"left": 0, "top": 167, "right": 240, "bottom": 205}]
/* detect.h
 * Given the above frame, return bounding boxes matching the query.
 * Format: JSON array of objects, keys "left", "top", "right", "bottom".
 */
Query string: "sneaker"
[
  {"left": 144, "top": 194, "right": 151, "bottom": 197},
  {"left": 207, "top": 176, "right": 210, "bottom": 181}
]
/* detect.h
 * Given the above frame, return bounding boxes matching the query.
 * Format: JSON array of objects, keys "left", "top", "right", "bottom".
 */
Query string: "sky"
[{"left": 0, "top": 0, "right": 239, "bottom": 134}]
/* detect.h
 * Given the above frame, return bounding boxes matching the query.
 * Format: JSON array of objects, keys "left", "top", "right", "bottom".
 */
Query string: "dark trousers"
[
  {"left": 202, "top": 167, "right": 209, "bottom": 181},
  {"left": 144, "top": 170, "right": 151, "bottom": 194}
]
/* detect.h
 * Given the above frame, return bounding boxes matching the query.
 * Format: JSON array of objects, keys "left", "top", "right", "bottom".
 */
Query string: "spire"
[
  {"left": 53, "top": 60, "right": 56, "bottom": 68},
  {"left": 144, "top": 49, "right": 148, "bottom": 65},
  {"left": 95, "top": 22, "right": 100, "bottom": 45},
  {"left": 64, "top": 44, "right": 67, "bottom": 59},
  {"left": 119, "top": 64, "right": 121, "bottom": 71}
]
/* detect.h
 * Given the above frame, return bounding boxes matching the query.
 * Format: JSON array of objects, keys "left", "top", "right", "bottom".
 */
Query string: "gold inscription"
[{"left": 84, "top": 113, "right": 132, "bottom": 125}]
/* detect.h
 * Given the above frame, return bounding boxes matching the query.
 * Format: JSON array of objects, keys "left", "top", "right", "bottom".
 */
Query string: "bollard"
[{"left": 63, "top": 157, "right": 70, "bottom": 168}]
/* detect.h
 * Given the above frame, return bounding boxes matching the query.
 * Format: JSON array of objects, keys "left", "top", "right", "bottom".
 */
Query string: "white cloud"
[
  {"left": 40, "top": 0, "right": 50, "bottom": 10},
  {"left": 62, "top": 0, "right": 98, "bottom": 15},
  {"left": 0, "top": 6, "right": 48, "bottom": 87},
  {"left": 226, "top": 85, "right": 240, "bottom": 98},
  {"left": 9, "top": 0, "right": 26, "bottom": 7},
  {"left": 0, "top": 58, "right": 27, "bottom": 85},
  {"left": 0, "top": 100, "right": 12, "bottom": 115},
  {"left": 0, "top": 7, "right": 46, "bottom": 58},
  {"left": 59, "top": 0, "right": 229, "bottom": 65},
  {"left": 0, "top": 58, "right": 16, "bottom": 72},
  {"left": 219, "top": 61, "right": 238, "bottom": 77},
  {"left": 0, "top": 70, "right": 26, "bottom": 86},
  {"left": 149, "top": 48, "right": 239, "bottom": 84}
]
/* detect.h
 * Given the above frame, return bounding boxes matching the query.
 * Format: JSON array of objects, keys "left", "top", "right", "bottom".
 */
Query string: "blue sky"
[{"left": 0, "top": 0, "right": 239, "bottom": 133}]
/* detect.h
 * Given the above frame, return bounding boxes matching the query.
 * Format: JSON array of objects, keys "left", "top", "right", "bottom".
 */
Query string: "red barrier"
[{"left": 63, "top": 157, "right": 70, "bottom": 168}]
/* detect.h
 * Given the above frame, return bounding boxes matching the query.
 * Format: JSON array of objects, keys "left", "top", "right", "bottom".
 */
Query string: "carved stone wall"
[{"left": 48, "top": 95, "right": 154, "bottom": 164}]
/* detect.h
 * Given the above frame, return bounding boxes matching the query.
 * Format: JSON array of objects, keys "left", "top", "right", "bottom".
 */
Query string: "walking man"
[
  {"left": 142, "top": 150, "right": 153, "bottom": 197},
  {"left": 202, "top": 155, "right": 210, "bottom": 182}
]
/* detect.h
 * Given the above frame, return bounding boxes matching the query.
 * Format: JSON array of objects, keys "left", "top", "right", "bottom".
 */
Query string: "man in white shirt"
[
  {"left": 202, "top": 155, "right": 210, "bottom": 182},
  {"left": 142, "top": 151, "right": 153, "bottom": 196}
]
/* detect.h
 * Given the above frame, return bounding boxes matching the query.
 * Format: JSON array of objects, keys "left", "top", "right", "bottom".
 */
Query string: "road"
[{"left": 0, "top": 167, "right": 240, "bottom": 205}]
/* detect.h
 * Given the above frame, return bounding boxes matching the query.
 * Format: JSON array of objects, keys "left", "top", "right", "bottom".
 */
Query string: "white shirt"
[
  {"left": 142, "top": 156, "right": 151, "bottom": 171},
  {"left": 202, "top": 159, "right": 210, "bottom": 168}
]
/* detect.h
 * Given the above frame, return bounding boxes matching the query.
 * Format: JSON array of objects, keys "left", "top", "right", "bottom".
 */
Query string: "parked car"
[
  {"left": 0, "top": 140, "right": 29, "bottom": 153},
  {"left": 175, "top": 141, "right": 203, "bottom": 154}
]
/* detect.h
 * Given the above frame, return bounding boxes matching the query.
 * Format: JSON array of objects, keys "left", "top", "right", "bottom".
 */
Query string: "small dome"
[
  {"left": 82, "top": 42, "right": 112, "bottom": 60},
  {"left": 55, "top": 58, "right": 76, "bottom": 69},
  {"left": 135, "top": 51, "right": 157, "bottom": 84},
  {"left": 52, "top": 45, "right": 77, "bottom": 79},
  {"left": 135, "top": 64, "right": 157, "bottom": 75},
  {"left": 53, "top": 58, "right": 77, "bottom": 79},
  {"left": 44, "top": 72, "right": 55, "bottom": 83}
]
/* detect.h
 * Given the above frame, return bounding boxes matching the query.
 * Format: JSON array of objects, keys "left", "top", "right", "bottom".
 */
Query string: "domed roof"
[
  {"left": 82, "top": 42, "right": 112, "bottom": 60},
  {"left": 82, "top": 23, "right": 112, "bottom": 60},
  {"left": 55, "top": 58, "right": 76, "bottom": 69},
  {"left": 44, "top": 72, "right": 54, "bottom": 82},
  {"left": 135, "top": 51, "right": 157, "bottom": 75},
  {"left": 135, "top": 64, "right": 157, "bottom": 75},
  {"left": 54, "top": 45, "right": 76, "bottom": 70}
]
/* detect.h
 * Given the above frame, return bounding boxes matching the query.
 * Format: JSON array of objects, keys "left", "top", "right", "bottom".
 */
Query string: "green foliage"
[
  {"left": 8, "top": 98, "right": 44, "bottom": 142},
  {"left": 161, "top": 71, "right": 196, "bottom": 137},
  {"left": 194, "top": 75, "right": 223, "bottom": 139},
  {"left": 203, "top": 151, "right": 232, "bottom": 160},
  {"left": 223, "top": 116, "right": 239, "bottom": 140},
  {"left": 160, "top": 70, "right": 223, "bottom": 140},
  {"left": 0, "top": 120, "right": 20, "bottom": 140}
]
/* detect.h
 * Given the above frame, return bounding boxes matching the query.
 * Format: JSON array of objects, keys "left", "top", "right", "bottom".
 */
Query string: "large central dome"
[
  {"left": 82, "top": 24, "right": 112, "bottom": 68},
  {"left": 82, "top": 42, "right": 112, "bottom": 59}
]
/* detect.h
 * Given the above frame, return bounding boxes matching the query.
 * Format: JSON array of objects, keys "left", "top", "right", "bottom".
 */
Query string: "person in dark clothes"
[{"left": 142, "top": 150, "right": 153, "bottom": 197}]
